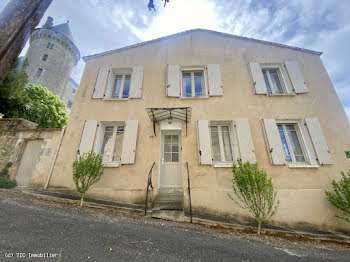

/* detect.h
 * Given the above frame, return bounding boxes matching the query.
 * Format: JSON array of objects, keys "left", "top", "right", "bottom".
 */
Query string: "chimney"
[{"left": 42, "top": 16, "right": 53, "bottom": 29}]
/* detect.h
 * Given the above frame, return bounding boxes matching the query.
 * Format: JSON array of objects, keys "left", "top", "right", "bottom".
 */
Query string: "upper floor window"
[
  {"left": 42, "top": 54, "right": 48, "bottom": 61},
  {"left": 46, "top": 42, "right": 54, "bottom": 50},
  {"left": 67, "top": 100, "right": 72, "bottom": 108},
  {"left": 249, "top": 61, "right": 309, "bottom": 95},
  {"left": 36, "top": 68, "right": 43, "bottom": 77},
  {"left": 166, "top": 64, "right": 223, "bottom": 98},
  {"left": 182, "top": 70, "right": 206, "bottom": 98},
  {"left": 112, "top": 73, "right": 131, "bottom": 99},
  {"left": 92, "top": 67, "right": 143, "bottom": 99}
]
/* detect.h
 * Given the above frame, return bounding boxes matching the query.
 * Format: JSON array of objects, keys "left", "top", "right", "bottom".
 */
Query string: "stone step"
[
  {"left": 153, "top": 200, "right": 183, "bottom": 210},
  {"left": 151, "top": 210, "right": 185, "bottom": 222},
  {"left": 154, "top": 193, "right": 184, "bottom": 202}
]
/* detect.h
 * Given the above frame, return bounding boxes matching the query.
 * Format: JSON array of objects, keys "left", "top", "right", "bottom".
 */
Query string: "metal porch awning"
[{"left": 146, "top": 107, "right": 192, "bottom": 136}]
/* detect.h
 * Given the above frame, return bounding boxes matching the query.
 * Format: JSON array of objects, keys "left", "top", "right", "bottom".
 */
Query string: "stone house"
[{"left": 44, "top": 29, "right": 350, "bottom": 231}]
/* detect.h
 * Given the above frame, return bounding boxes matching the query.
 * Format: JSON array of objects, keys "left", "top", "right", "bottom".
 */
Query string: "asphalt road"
[{"left": 0, "top": 191, "right": 349, "bottom": 262}]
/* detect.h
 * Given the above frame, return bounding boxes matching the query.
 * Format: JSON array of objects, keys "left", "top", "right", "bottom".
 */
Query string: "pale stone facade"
[
  {"left": 45, "top": 29, "right": 350, "bottom": 232},
  {"left": 25, "top": 17, "right": 80, "bottom": 109}
]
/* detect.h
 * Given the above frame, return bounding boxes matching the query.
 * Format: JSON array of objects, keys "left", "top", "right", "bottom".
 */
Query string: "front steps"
[{"left": 151, "top": 190, "right": 184, "bottom": 222}]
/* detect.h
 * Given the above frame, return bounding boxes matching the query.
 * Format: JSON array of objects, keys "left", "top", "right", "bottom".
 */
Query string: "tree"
[
  {"left": 325, "top": 170, "right": 350, "bottom": 223},
  {"left": 228, "top": 160, "right": 279, "bottom": 234},
  {"left": 23, "top": 85, "right": 68, "bottom": 128},
  {"left": 147, "top": 0, "right": 170, "bottom": 11},
  {"left": 0, "top": 58, "right": 29, "bottom": 117},
  {"left": 0, "top": 0, "right": 53, "bottom": 86},
  {"left": 73, "top": 151, "right": 104, "bottom": 207}
]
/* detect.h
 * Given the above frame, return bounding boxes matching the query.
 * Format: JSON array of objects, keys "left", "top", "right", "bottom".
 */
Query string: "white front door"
[{"left": 159, "top": 132, "right": 182, "bottom": 189}]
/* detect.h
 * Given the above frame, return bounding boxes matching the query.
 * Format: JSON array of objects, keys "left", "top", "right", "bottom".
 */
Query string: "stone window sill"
[
  {"left": 103, "top": 162, "right": 120, "bottom": 168},
  {"left": 287, "top": 163, "right": 319, "bottom": 169},
  {"left": 214, "top": 162, "right": 233, "bottom": 168}
]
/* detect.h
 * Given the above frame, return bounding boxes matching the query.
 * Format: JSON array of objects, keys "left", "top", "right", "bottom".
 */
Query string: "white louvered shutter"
[
  {"left": 284, "top": 61, "right": 308, "bottom": 93},
  {"left": 248, "top": 62, "right": 267, "bottom": 94},
  {"left": 305, "top": 118, "right": 332, "bottom": 165},
  {"left": 298, "top": 123, "right": 318, "bottom": 166},
  {"left": 130, "top": 66, "right": 143, "bottom": 98},
  {"left": 235, "top": 119, "right": 256, "bottom": 163},
  {"left": 196, "top": 120, "right": 212, "bottom": 165},
  {"left": 78, "top": 120, "right": 97, "bottom": 155},
  {"left": 93, "top": 67, "right": 109, "bottom": 98},
  {"left": 166, "top": 64, "right": 180, "bottom": 97},
  {"left": 121, "top": 120, "right": 139, "bottom": 164},
  {"left": 207, "top": 64, "right": 223, "bottom": 96},
  {"left": 104, "top": 70, "right": 114, "bottom": 99},
  {"left": 262, "top": 119, "right": 285, "bottom": 165}
]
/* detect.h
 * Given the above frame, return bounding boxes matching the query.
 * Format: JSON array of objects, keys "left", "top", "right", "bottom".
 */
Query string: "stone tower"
[{"left": 25, "top": 17, "right": 80, "bottom": 100}]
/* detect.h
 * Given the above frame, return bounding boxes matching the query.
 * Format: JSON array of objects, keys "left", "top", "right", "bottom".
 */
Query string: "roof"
[
  {"left": 51, "top": 23, "right": 74, "bottom": 42},
  {"left": 83, "top": 28, "right": 322, "bottom": 61}
]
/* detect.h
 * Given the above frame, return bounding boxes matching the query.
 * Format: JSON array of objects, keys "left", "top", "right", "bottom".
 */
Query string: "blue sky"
[{"left": 1, "top": 0, "right": 349, "bottom": 119}]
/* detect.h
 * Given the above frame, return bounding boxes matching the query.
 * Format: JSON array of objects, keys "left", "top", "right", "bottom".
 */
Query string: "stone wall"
[{"left": 0, "top": 118, "right": 63, "bottom": 188}]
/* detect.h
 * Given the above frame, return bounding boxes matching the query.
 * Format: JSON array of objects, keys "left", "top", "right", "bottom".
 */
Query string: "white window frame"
[
  {"left": 95, "top": 121, "right": 125, "bottom": 167},
  {"left": 106, "top": 68, "right": 132, "bottom": 100},
  {"left": 180, "top": 66, "right": 208, "bottom": 98},
  {"left": 276, "top": 119, "right": 317, "bottom": 168},
  {"left": 209, "top": 121, "right": 238, "bottom": 166},
  {"left": 261, "top": 63, "right": 292, "bottom": 95}
]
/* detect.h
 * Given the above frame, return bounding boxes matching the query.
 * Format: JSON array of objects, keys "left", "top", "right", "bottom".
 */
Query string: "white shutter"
[
  {"left": 93, "top": 67, "right": 109, "bottom": 98},
  {"left": 166, "top": 64, "right": 180, "bottom": 97},
  {"left": 78, "top": 120, "right": 97, "bottom": 155},
  {"left": 121, "top": 120, "right": 139, "bottom": 164},
  {"left": 207, "top": 64, "right": 223, "bottom": 96},
  {"left": 262, "top": 119, "right": 285, "bottom": 165},
  {"left": 248, "top": 62, "right": 267, "bottom": 94},
  {"left": 298, "top": 122, "right": 318, "bottom": 166},
  {"left": 196, "top": 120, "right": 212, "bottom": 165},
  {"left": 235, "top": 119, "right": 256, "bottom": 163},
  {"left": 104, "top": 70, "right": 114, "bottom": 99},
  {"left": 284, "top": 61, "right": 308, "bottom": 93},
  {"left": 130, "top": 66, "right": 143, "bottom": 98},
  {"left": 305, "top": 118, "right": 332, "bottom": 165}
]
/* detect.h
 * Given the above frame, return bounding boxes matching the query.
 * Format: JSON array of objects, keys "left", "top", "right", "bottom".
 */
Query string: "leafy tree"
[
  {"left": 73, "top": 151, "right": 104, "bottom": 207},
  {"left": 0, "top": 162, "right": 16, "bottom": 189},
  {"left": 228, "top": 160, "right": 279, "bottom": 234},
  {"left": 23, "top": 85, "right": 68, "bottom": 128},
  {"left": 0, "top": 58, "right": 28, "bottom": 117},
  {"left": 325, "top": 170, "right": 350, "bottom": 223}
]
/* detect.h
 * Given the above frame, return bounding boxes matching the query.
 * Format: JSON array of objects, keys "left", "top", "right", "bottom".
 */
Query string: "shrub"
[
  {"left": 228, "top": 160, "right": 279, "bottom": 234},
  {"left": 0, "top": 177, "right": 17, "bottom": 189},
  {"left": 0, "top": 162, "right": 13, "bottom": 179},
  {"left": 325, "top": 170, "right": 350, "bottom": 223},
  {"left": 73, "top": 151, "right": 104, "bottom": 207}
]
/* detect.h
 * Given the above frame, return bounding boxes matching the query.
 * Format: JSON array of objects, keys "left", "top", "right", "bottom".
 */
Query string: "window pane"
[
  {"left": 113, "top": 126, "right": 124, "bottom": 161},
  {"left": 171, "top": 135, "right": 179, "bottom": 143},
  {"left": 210, "top": 126, "right": 221, "bottom": 161},
  {"left": 182, "top": 72, "right": 192, "bottom": 97},
  {"left": 101, "top": 126, "right": 114, "bottom": 162},
  {"left": 194, "top": 71, "right": 204, "bottom": 97},
  {"left": 269, "top": 69, "right": 283, "bottom": 93},
  {"left": 164, "top": 153, "right": 171, "bottom": 162},
  {"left": 172, "top": 153, "right": 179, "bottom": 162},
  {"left": 221, "top": 126, "right": 233, "bottom": 161},
  {"left": 36, "top": 68, "right": 43, "bottom": 77},
  {"left": 112, "top": 75, "right": 122, "bottom": 98},
  {"left": 172, "top": 145, "right": 179, "bottom": 152},
  {"left": 122, "top": 75, "right": 131, "bottom": 98},
  {"left": 278, "top": 125, "right": 291, "bottom": 162},
  {"left": 165, "top": 135, "right": 171, "bottom": 143},
  {"left": 286, "top": 125, "right": 305, "bottom": 162},
  {"left": 262, "top": 69, "right": 272, "bottom": 94}
]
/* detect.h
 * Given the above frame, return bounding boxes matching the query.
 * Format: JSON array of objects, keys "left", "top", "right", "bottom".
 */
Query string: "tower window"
[
  {"left": 46, "top": 42, "right": 54, "bottom": 50},
  {"left": 67, "top": 101, "right": 72, "bottom": 108},
  {"left": 36, "top": 68, "right": 43, "bottom": 77},
  {"left": 42, "top": 54, "right": 48, "bottom": 61}
]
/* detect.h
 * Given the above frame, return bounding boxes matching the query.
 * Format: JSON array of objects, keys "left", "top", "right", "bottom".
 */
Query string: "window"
[
  {"left": 210, "top": 124, "right": 233, "bottom": 162},
  {"left": 111, "top": 74, "right": 131, "bottom": 99},
  {"left": 277, "top": 123, "right": 306, "bottom": 163},
  {"left": 42, "top": 54, "right": 48, "bottom": 61},
  {"left": 100, "top": 123, "right": 124, "bottom": 164},
  {"left": 67, "top": 101, "right": 72, "bottom": 108},
  {"left": 181, "top": 69, "right": 206, "bottom": 98},
  {"left": 163, "top": 135, "right": 179, "bottom": 163},
  {"left": 46, "top": 42, "right": 54, "bottom": 50},
  {"left": 262, "top": 66, "right": 287, "bottom": 94},
  {"left": 36, "top": 68, "right": 43, "bottom": 77}
]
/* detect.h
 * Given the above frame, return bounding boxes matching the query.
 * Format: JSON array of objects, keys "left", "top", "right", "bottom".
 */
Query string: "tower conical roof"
[{"left": 51, "top": 22, "right": 74, "bottom": 42}]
